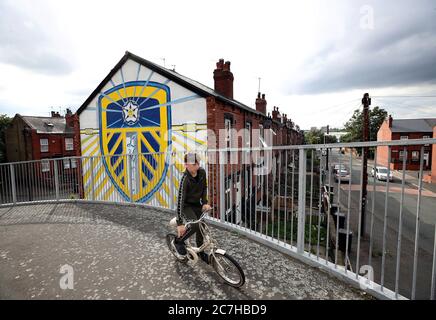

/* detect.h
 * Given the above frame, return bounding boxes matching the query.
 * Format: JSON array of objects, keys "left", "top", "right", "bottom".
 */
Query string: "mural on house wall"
[{"left": 79, "top": 58, "right": 207, "bottom": 208}]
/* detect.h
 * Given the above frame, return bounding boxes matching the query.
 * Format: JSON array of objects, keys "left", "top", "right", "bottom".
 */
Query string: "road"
[{"left": 325, "top": 149, "right": 436, "bottom": 300}]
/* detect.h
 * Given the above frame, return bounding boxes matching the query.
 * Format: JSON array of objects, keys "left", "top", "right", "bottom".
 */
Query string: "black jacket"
[{"left": 176, "top": 167, "right": 208, "bottom": 226}]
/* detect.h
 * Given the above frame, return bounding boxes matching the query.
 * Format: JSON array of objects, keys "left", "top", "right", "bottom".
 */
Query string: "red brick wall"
[
  {"left": 377, "top": 119, "right": 433, "bottom": 171},
  {"left": 205, "top": 95, "right": 302, "bottom": 219},
  {"left": 31, "top": 133, "right": 77, "bottom": 160},
  {"left": 376, "top": 119, "right": 391, "bottom": 168}
]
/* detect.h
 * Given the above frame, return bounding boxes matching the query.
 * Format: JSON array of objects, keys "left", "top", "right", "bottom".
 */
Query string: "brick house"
[
  {"left": 5, "top": 110, "right": 81, "bottom": 174},
  {"left": 75, "top": 51, "right": 303, "bottom": 223},
  {"left": 377, "top": 115, "right": 436, "bottom": 171}
]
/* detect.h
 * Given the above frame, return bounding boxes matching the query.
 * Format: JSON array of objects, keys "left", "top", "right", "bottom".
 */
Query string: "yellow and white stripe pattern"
[{"left": 79, "top": 124, "right": 208, "bottom": 208}]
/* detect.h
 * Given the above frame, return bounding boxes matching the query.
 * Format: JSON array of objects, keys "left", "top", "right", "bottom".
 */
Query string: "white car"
[{"left": 371, "top": 166, "right": 393, "bottom": 181}]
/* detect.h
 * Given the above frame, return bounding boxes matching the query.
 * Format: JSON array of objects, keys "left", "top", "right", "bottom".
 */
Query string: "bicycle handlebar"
[{"left": 183, "top": 209, "right": 212, "bottom": 228}]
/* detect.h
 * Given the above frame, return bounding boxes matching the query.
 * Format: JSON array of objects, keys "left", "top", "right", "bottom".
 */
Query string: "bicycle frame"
[{"left": 171, "top": 210, "right": 223, "bottom": 264}]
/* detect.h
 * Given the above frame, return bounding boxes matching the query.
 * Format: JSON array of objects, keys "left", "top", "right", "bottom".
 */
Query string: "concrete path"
[{"left": 0, "top": 202, "right": 370, "bottom": 300}]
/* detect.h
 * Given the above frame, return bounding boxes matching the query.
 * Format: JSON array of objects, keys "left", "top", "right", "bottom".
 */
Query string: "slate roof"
[
  {"left": 76, "top": 51, "right": 273, "bottom": 121},
  {"left": 391, "top": 118, "right": 436, "bottom": 133},
  {"left": 20, "top": 115, "right": 74, "bottom": 134}
]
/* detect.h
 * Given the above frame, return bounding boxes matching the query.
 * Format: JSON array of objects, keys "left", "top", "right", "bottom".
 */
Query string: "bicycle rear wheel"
[
  {"left": 166, "top": 233, "right": 188, "bottom": 263},
  {"left": 211, "top": 252, "right": 245, "bottom": 287}
]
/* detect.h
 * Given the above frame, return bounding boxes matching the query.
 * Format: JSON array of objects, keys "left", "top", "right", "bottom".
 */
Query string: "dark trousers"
[{"left": 176, "top": 205, "right": 204, "bottom": 248}]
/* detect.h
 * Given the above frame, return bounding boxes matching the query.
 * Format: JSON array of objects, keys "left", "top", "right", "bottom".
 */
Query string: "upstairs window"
[
  {"left": 225, "top": 118, "right": 232, "bottom": 150},
  {"left": 65, "top": 138, "right": 74, "bottom": 151},
  {"left": 40, "top": 139, "right": 49, "bottom": 152}
]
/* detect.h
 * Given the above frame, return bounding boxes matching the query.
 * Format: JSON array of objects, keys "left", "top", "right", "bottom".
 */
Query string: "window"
[
  {"left": 245, "top": 122, "right": 251, "bottom": 148},
  {"left": 71, "top": 158, "right": 77, "bottom": 169},
  {"left": 400, "top": 135, "right": 408, "bottom": 140},
  {"left": 423, "top": 135, "right": 430, "bottom": 146},
  {"left": 259, "top": 124, "right": 267, "bottom": 147},
  {"left": 41, "top": 160, "right": 50, "bottom": 173},
  {"left": 65, "top": 138, "right": 74, "bottom": 151},
  {"left": 412, "top": 151, "right": 419, "bottom": 161},
  {"left": 40, "top": 139, "right": 49, "bottom": 152},
  {"left": 399, "top": 150, "right": 408, "bottom": 160},
  {"left": 63, "top": 159, "right": 70, "bottom": 169},
  {"left": 225, "top": 118, "right": 232, "bottom": 149}
]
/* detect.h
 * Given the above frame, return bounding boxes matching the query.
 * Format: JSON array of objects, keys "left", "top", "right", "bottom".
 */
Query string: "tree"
[
  {"left": 341, "top": 106, "right": 387, "bottom": 157},
  {"left": 0, "top": 114, "right": 12, "bottom": 163},
  {"left": 304, "top": 128, "right": 337, "bottom": 145}
]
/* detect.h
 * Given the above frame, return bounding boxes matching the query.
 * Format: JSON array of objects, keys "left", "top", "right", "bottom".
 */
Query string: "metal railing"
[{"left": 1, "top": 138, "right": 436, "bottom": 300}]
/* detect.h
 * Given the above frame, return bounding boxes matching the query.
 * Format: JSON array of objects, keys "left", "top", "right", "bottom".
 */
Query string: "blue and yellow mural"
[
  {"left": 79, "top": 58, "right": 208, "bottom": 208},
  {"left": 98, "top": 81, "right": 171, "bottom": 202}
]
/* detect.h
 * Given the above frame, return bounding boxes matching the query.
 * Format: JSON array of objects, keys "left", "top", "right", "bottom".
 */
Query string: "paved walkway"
[{"left": 0, "top": 202, "right": 370, "bottom": 300}]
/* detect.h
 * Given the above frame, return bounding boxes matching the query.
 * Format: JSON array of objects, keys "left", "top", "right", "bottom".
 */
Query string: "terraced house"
[{"left": 76, "top": 51, "right": 303, "bottom": 223}]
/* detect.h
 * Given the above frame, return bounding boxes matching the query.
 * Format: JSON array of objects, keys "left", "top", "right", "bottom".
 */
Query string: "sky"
[{"left": 0, "top": 0, "right": 435, "bottom": 130}]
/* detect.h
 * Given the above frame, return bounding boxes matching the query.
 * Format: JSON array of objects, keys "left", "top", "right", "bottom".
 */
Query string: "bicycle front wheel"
[{"left": 211, "top": 252, "right": 245, "bottom": 287}]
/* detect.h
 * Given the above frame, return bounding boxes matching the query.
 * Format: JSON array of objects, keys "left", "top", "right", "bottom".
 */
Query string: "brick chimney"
[
  {"left": 255, "top": 92, "right": 267, "bottom": 115},
  {"left": 213, "top": 59, "right": 234, "bottom": 99},
  {"left": 272, "top": 106, "right": 280, "bottom": 121},
  {"left": 65, "top": 108, "right": 74, "bottom": 128},
  {"left": 388, "top": 115, "right": 393, "bottom": 128}
]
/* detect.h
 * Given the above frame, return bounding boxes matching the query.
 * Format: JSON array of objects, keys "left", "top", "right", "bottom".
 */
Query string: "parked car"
[
  {"left": 371, "top": 166, "right": 393, "bottom": 181},
  {"left": 334, "top": 167, "right": 350, "bottom": 182},
  {"left": 332, "top": 164, "right": 346, "bottom": 174}
]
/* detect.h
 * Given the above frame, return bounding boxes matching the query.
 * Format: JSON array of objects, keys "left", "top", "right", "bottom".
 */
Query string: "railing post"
[
  {"left": 297, "top": 148, "right": 307, "bottom": 254},
  {"left": 128, "top": 154, "right": 133, "bottom": 203},
  {"left": 90, "top": 157, "right": 95, "bottom": 201},
  {"left": 10, "top": 163, "right": 16, "bottom": 204},
  {"left": 54, "top": 159, "right": 59, "bottom": 201},
  {"left": 219, "top": 150, "right": 226, "bottom": 222},
  {"left": 169, "top": 152, "right": 174, "bottom": 210}
]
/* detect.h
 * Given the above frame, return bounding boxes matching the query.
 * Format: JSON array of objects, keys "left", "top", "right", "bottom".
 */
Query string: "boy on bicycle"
[{"left": 174, "top": 153, "right": 211, "bottom": 263}]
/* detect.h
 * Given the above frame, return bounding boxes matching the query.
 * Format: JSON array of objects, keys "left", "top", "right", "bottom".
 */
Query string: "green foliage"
[
  {"left": 341, "top": 106, "right": 387, "bottom": 143},
  {"left": 341, "top": 106, "right": 387, "bottom": 157},
  {"left": 267, "top": 215, "right": 326, "bottom": 246},
  {"left": 0, "top": 114, "right": 13, "bottom": 163},
  {"left": 304, "top": 128, "right": 337, "bottom": 145}
]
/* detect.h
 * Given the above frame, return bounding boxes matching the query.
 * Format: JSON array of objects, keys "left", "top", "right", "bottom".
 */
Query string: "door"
[{"left": 424, "top": 152, "right": 429, "bottom": 168}]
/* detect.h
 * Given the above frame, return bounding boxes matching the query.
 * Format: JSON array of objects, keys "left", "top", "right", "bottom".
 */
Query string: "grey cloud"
[
  {"left": 287, "top": 0, "right": 436, "bottom": 94},
  {"left": 0, "top": 0, "right": 73, "bottom": 75}
]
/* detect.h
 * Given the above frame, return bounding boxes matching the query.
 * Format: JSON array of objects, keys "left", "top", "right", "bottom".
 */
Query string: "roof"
[
  {"left": 391, "top": 118, "right": 436, "bottom": 133},
  {"left": 76, "top": 51, "right": 267, "bottom": 119},
  {"left": 19, "top": 115, "right": 74, "bottom": 134}
]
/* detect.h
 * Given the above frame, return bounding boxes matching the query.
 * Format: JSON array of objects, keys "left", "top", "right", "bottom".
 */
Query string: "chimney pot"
[
  {"left": 388, "top": 115, "right": 393, "bottom": 128},
  {"left": 255, "top": 92, "right": 267, "bottom": 115},
  {"left": 213, "top": 58, "right": 234, "bottom": 99}
]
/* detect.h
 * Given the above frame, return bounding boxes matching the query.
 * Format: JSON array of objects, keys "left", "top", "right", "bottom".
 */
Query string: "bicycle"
[{"left": 166, "top": 209, "right": 246, "bottom": 288}]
